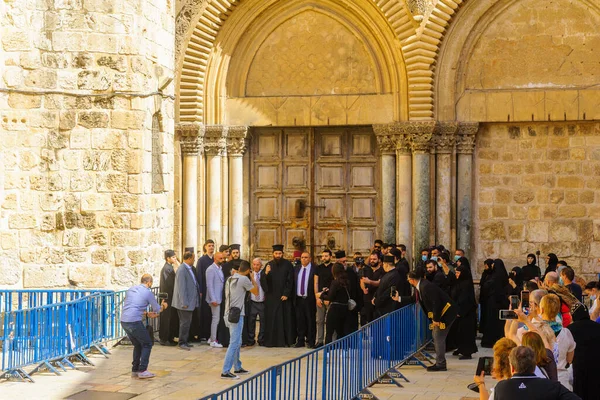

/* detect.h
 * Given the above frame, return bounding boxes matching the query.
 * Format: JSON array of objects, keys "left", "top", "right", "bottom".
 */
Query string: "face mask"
[
  {"left": 421, "top": 255, "right": 427, "bottom": 261},
  {"left": 559, "top": 277, "right": 564, "bottom": 285},
  {"left": 430, "top": 256, "right": 438, "bottom": 262},
  {"left": 591, "top": 295, "right": 597, "bottom": 301},
  {"left": 454, "top": 255, "right": 460, "bottom": 262}
]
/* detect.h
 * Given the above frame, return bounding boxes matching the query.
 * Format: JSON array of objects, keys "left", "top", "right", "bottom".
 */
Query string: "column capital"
[
  {"left": 402, "top": 121, "right": 436, "bottom": 153},
  {"left": 456, "top": 122, "right": 479, "bottom": 154},
  {"left": 226, "top": 126, "right": 249, "bottom": 156},
  {"left": 432, "top": 122, "right": 459, "bottom": 154},
  {"left": 176, "top": 123, "right": 203, "bottom": 155},
  {"left": 203, "top": 125, "right": 227, "bottom": 156}
]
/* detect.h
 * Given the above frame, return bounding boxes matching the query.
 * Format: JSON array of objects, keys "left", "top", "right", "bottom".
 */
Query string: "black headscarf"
[
  {"left": 456, "top": 256, "right": 471, "bottom": 273},
  {"left": 570, "top": 302, "right": 589, "bottom": 322},
  {"left": 526, "top": 253, "right": 537, "bottom": 266},
  {"left": 509, "top": 267, "right": 524, "bottom": 289},
  {"left": 492, "top": 259, "right": 509, "bottom": 288},
  {"left": 456, "top": 262, "right": 473, "bottom": 281},
  {"left": 547, "top": 253, "right": 559, "bottom": 271}
]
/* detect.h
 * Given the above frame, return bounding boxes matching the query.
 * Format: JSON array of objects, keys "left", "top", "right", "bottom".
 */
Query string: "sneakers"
[
  {"left": 210, "top": 341, "right": 224, "bottom": 348},
  {"left": 137, "top": 370, "right": 156, "bottom": 379},
  {"left": 234, "top": 368, "right": 249, "bottom": 375},
  {"left": 221, "top": 372, "right": 240, "bottom": 380}
]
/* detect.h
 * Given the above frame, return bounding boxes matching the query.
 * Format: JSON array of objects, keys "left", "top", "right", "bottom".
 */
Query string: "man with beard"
[
  {"left": 390, "top": 247, "right": 410, "bottom": 296},
  {"left": 334, "top": 250, "right": 361, "bottom": 334},
  {"left": 221, "top": 244, "right": 251, "bottom": 347},
  {"left": 372, "top": 255, "right": 402, "bottom": 318},
  {"left": 159, "top": 249, "right": 179, "bottom": 346},
  {"left": 196, "top": 240, "right": 215, "bottom": 341},
  {"left": 219, "top": 245, "right": 232, "bottom": 277},
  {"left": 360, "top": 252, "right": 385, "bottom": 324},
  {"left": 261, "top": 244, "right": 296, "bottom": 347},
  {"left": 314, "top": 249, "right": 333, "bottom": 348},
  {"left": 425, "top": 259, "right": 447, "bottom": 289}
]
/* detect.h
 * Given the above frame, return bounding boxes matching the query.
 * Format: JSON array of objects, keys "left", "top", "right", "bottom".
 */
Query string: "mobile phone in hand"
[
  {"left": 499, "top": 310, "right": 518, "bottom": 320},
  {"left": 476, "top": 356, "right": 493, "bottom": 376}
]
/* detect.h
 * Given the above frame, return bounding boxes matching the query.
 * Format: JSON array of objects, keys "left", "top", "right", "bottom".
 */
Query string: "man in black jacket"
[
  {"left": 372, "top": 255, "right": 402, "bottom": 318},
  {"left": 425, "top": 259, "right": 447, "bottom": 290},
  {"left": 493, "top": 346, "right": 580, "bottom": 400},
  {"left": 407, "top": 270, "right": 457, "bottom": 371},
  {"left": 159, "top": 249, "right": 179, "bottom": 346},
  {"left": 294, "top": 252, "right": 316, "bottom": 348}
]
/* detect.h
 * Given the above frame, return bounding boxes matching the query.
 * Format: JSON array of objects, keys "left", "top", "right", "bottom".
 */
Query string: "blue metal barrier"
[
  {"left": 0, "top": 290, "right": 112, "bottom": 313},
  {"left": 200, "top": 303, "right": 432, "bottom": 400}
]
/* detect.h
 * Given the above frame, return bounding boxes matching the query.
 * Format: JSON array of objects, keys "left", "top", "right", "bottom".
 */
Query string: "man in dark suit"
[
  {"left": 407, "top": 269, "right": 457, "bottom": 371},
  {"left": 173, "top": 251, "right": 201, "bottom": 351},
  {"left": 159, "top": 249, "right": 179, "bottom": 346},
  {"left": 196, "top": 240, "right": 215, "bottom": 341},
  {"left": 294, "top": 251, "right": 316, "bottom": 348}
]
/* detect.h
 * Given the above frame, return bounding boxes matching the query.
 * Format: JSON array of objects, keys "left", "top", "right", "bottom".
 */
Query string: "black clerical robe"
[
  {"left": 260, "top": 258, "right": 296, "bottom": 347},
  {"left": 159, "top": 262, "right": 179, "bottom": 342}
]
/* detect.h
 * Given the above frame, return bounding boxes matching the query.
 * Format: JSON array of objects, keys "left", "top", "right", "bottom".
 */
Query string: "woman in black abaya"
[
  {"left": 543, "top": 253, "right": 559, "bottom": 279},
  {"left": 480, "top": 259, "right": 509, "bottom": 348},
  {"left": 521, "top": 253, "right": 540, "bottom": 282},
  {"left": 478, "top": 259, "right": 494, "bottom": 336},
  {"left": 450, "top": 259, "right": 478, "bottom": 359},
  {"left": 508, "top": 266, "right": 524, "bottom": 296}
]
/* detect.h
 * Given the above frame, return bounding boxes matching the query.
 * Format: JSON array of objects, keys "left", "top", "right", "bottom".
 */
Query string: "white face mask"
[{"left": 591, "top": 295, "right": 597, "bottom": 301}]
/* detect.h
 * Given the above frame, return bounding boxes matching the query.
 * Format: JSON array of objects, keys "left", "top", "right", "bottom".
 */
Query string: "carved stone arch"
[
  {"left": 434, "top": 0, "right": 600, "bottom": 122},
  {"left": 175, "top": 0, "right": 417, "bottom": 124}
]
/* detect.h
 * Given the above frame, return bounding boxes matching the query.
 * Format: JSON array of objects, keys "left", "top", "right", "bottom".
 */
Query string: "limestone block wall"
[
  {"left": 0, "top": 0, "right": 175, "bottom": 288},
  {"left": 474, "top": 122, "right": 600, "bottom": 282}
]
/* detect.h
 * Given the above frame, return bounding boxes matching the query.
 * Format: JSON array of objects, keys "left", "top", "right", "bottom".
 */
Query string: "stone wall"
[
  {"left": 474, "top": 122, "right": 600, "bottom": 282},
  {"left": 0, "top": 0, "right": 176, "bottom": 288}
]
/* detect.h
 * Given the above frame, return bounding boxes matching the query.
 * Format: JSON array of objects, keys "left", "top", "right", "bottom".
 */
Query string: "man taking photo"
[{"left": 120, "top": 274, "right": 167, "bottom": 379}]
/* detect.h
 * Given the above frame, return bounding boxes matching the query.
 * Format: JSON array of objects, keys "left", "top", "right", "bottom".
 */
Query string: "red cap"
[{"left": 293, "top": 250, "right": 302, "bottom": 258}]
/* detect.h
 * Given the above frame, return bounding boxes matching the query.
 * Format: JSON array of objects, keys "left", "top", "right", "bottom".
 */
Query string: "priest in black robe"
[
  {"left": 159, "top": 249, "right": 179, "bottom": 345},
  {"left": 373, "top": 255, "right": 402, "bottom": 318},
  {"left": 196, "top": 240, "right": 215, "bottom": 341},
  {"left": 261, "top": 244, "right": 296, "bottom": 347}
]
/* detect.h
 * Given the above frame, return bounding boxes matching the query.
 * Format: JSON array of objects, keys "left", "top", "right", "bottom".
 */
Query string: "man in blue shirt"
[{"left": 121, "top": 274, "right": 167, "bottom": 379}]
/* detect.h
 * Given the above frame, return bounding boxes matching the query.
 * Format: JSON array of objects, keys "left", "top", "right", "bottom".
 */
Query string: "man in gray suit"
[
  {"left": 205, "top": 252, "right": 225, "bottom": 348},
  {"left": 173, "top": 250, "right": 200, "bottom": 351}
]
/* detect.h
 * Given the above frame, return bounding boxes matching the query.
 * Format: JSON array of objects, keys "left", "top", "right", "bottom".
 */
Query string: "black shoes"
[
  {"left": 221, "top": 372, "right": 240, "bottom": 380},
  {"left": 427, "top": 365, "right": 447, "bottom": 372},
  {"left": 160, "top": 340, "right": 176, "bottom": 346},
  {"left": 294, "top": 342, "right": 306, "bottom": 348},
  {"left": 459, "top": 355, "right": 472, "bottom": 360},
  {"left": 452, "top": 350, "right": 460, "bottom": 356},
  {"left": 234, "top": 368, "right": 250, "bottom": 375}
]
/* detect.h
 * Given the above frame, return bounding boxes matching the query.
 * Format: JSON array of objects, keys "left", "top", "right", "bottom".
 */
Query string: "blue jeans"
[
  {"left": 222, "top": 316, "right": 244, "bottom": 373},
  {"left": 121, "top": 321, "right": 153, "bottom": 372}
]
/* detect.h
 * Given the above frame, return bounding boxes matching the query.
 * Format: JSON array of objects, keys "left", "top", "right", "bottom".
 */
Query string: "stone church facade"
[{"left": 1, "top": 0, "right": 599, "bottom": 288}]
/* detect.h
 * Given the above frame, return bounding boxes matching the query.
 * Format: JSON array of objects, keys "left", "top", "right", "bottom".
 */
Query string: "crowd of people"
[{"left": 119, "top": 239, "right": 600, "bottom": 399}]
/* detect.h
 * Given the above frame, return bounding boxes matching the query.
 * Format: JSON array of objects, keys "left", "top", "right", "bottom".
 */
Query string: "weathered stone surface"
[
  {"left": 68, "top": 265, "right": 109, "bottom": 287},
  {"left": 24, "top": 265, "right": 69, "bottom": 287},
  {"left": 0, "top": 256, "right": 21, "bottom": 285},
  {"left": 480, "top": 222, "right": 506, "bottom": 241}
]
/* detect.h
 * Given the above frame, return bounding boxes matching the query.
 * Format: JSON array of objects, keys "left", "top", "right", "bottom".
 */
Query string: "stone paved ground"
[{"left": 0, "top": 341, "right": 493, "bottom": 399}]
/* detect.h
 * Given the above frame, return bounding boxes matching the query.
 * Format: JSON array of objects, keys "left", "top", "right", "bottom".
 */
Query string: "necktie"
[{"left": 300, "top": 268, "right": 306, "bottom": 296}]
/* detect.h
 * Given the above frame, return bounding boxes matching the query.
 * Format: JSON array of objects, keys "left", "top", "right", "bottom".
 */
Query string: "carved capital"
[
  {"left": 432, "top": 122, "right": 458, "bottom": 154},
  {"left": 176, "top": 123, "right": 203, "bottom": 155},
  {"left": 226, "top": 126, "right": 249, "bottom": 156},
  {"left": 456, "top": 122, "right": 479, "bottom": 154},
  {"left": 203, "top": 125, "right": 227, "bottom": 156},
  {"left": 396, "top": 121, "right": 436, "bottom": 153},
  {"left": 373, "top": 124, "right": 411, "bottom": 154}
]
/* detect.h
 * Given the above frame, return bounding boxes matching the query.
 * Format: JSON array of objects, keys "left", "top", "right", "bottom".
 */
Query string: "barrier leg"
[
  {"left": 92, "top": 344, "right": 110, "bottom": 358},
  {"left": 0, "top": 368, "right": 34, "bottom": 383},
  {"left": 61, "top": 357, "right": 76, "bottom": 369},
  {"left": 30, "top": 360, "right": 61, "bottom": 376},
  {"left": 73, "top": 352, "right": 95, "bottom": 366},
  {"left": 52, "top": 360, "right": 68, "bottom": 372}
]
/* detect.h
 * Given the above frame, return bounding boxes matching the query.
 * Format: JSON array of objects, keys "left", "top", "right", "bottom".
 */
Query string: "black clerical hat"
[
  {"left": 230, "top": 244, "right": 241, "bottom": 251},
  {"left": 272, "top": 244, "right": 284, "bottom": 251},
  {"left": 219, "top": 244, "right": 230, "bottom": 252},
  {"left": 164, "top": 249, "right": 175, "bottom": 258},
  {"left": 383, "top": 255, "right": 395, "bottom": 263},
  {"left": 334, "top": 250, "right": 346, "bottom": 258},
  {"left": 389, "top": 248, "right": 401, "bottom": 258}
]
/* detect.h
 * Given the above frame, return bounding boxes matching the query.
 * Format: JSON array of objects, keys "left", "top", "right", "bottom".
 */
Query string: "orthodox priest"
[
  {"left": 261, "top": 244, "right": 296, "bottom": 347},
  {"left": 159, "top": 249, "right": 179, "bottom": 345},
  {"left": 196, "top": 239, "right": 215, "bottom": 341}
]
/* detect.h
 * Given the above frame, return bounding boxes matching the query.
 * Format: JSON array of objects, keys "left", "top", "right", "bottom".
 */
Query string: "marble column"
[
  {"left": 408, "top": 122, "right": 436, "bottom": 258},
  {"left": 433, "top": 122, "right": 458, "bottom": 249},
  {"left": 204, "top": 127, "right": 226, "bottom": 245},
  {"left": 227, "top": 126, "right": 249, "bottom": 253},
  {"left": 178, "top": 124, "right": 203, "bottom": 252},
  {"left": 456, "top": 122, "right": 479, "bottom": 260},
  {"left": 395, "top": 135, "right": 412, "bottom": 255},
  {"left": 374, "top": 127, "right": 397, "bottom": 244}
]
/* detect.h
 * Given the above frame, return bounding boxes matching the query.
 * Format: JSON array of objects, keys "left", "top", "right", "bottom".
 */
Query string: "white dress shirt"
[
  {"left": 297, "top": 263, "right": 312, "bottom": 297},
  {"left": 250, "top": 270, "right": 265, "bottom": 302}
]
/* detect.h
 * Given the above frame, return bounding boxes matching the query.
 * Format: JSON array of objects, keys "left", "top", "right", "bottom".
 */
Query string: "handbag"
[
  {"left": 227, "top": 277, "right": 241, "bottom": 323},
  {"left": 345, "top": 288, "right": 357, "bottom": 311}
]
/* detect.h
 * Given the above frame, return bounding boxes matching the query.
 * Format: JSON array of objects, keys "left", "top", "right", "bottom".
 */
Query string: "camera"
[
  {"left": 158, "top": 292, "right": 169, "bottom": 300},
  {"left": 355, "top": 257, "right": 364, "bottom": 265}
]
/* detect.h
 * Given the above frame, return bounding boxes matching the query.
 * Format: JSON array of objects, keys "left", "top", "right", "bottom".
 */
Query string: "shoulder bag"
[{"left": 227, "top": 277, "right": 241, "bottom": 323}]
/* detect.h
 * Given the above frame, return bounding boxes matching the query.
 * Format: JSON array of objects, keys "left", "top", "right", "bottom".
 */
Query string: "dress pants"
[
  {"left": 177, "top": 309, "right": 193, "bottom": 345},
  {"left": 432, "top": 320, "right": 454, "bottom": 367},
  {"left": 316, "top": 302, "right": 327, "bottom": 344},
  {"left": 295, "top": 297, "right": 315, "bottom": 346},
  {"left": 248, "top": 301, "right": 265, "bottom": 344}
]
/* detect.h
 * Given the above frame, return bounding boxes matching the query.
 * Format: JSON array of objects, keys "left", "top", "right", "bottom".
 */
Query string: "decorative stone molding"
[
  {"left": 373, "top": 124, "right": 398, "bottom": 155},
  {"left": 456, "top": 122, "right": 479, "bottom": 154},
  {"left": 203, "top": 125, "right": 227, "bottom": 156},
  {"left": 226, "top": 126, "right": 249, "bottom": 156},
  {"left": 432, "top": 121, "right": 458, "bottom": 154},
  {"left": 177, "top": 123, "right": 204, "bottom": 155}
]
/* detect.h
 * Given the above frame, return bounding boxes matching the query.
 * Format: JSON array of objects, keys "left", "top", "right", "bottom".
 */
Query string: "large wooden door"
[{"left": 250, "top": 127, "right": 379, "bottom": 260}]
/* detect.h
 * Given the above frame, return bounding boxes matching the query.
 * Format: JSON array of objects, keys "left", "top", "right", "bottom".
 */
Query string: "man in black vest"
[
  {"left": 491, "top": 346, "right": 580, "bottom": 400},
  {"left": 407, "top": 269, "right": 457, "bottom": 371}
]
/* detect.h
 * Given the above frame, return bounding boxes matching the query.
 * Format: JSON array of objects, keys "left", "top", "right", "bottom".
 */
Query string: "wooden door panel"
[
  {"left": 256, "top": 132, "right": 280, "bottom": 158},
  {"left": 350, "top": 164, "right": 375, "bottom": 190},
  {"left": 284, "top": 164, "right": 308, "bottom": 188},
  {"left": 254, "top": 227, "right": 280, "bottom": 253},
  {"left": 255, "top": 195, "right": 280, "bottom": 220},
  {"left": 350, "top": 196, "right": 375, "bottom": 221},
  {"left": 350, "top": 228, "right": 376, "bottom": 255},
  {"left": 256, "top": 163, "right": 280, "bottom": 190}
]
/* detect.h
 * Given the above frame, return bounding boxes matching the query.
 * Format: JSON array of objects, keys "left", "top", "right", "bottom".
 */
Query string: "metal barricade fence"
[
  {"left": 0, "top": 290, "right": 112, "bottom": 313},
  {"left": 201, "top": 303, "right": 432, "bottom": 400}
]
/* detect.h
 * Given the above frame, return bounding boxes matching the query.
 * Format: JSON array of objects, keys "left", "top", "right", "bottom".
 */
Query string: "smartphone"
[
  {"left": 390, "top": 286, "right": 397, "bottom": 295},
  {"left": 476, "top": 356, "right": 494, "bottom": 376},
  {"left": 509, "top": 295, "right": 519, "bottom": 310},
  {"left": 521, "top": 290, "right": 530, "bottom": 309},
  {"left": 499, "top": 310, "right": 518, "bottom": 320}
]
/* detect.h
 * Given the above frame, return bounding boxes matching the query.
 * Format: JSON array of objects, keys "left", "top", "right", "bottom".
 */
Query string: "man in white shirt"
[
  {"left": 294, "top": 252, "right": 316, "bottom": 348},
  {"left": 247, "top": 258, "right": 267, "bottom": 346}
]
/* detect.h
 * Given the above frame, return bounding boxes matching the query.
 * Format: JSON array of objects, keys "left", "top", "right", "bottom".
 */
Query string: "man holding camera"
[
  {"left": 221, "top": 261, "right": 260, "bottom": 379},
  {"left": 121, "top": 274, "right": 167, "bottom": 379}
]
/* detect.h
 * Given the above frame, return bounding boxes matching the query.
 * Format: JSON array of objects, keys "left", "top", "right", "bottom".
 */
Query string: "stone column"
[
  {"left": 227, "top": 127, "right": 249, "bottom": 252},
  {"left": 408, "top": 122, "right": 436, "bottom": 257},
  {"left": 395, "top": 134, "right": 412, "bottom": 255},
  {"left": 204, "top": 126, "right": 227, "bottom": 245},
  {"left": 456, "top": 122, "right": 479, "bottom": 259},
  {"left": 178, "top": 124, "right": 203, "bottom": 252},
  {"left": 374, "top": 126, "right": 397, "bottom": 244},
  {"left": 433, "top": 122, "right": 458, "bottom": 248}
]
